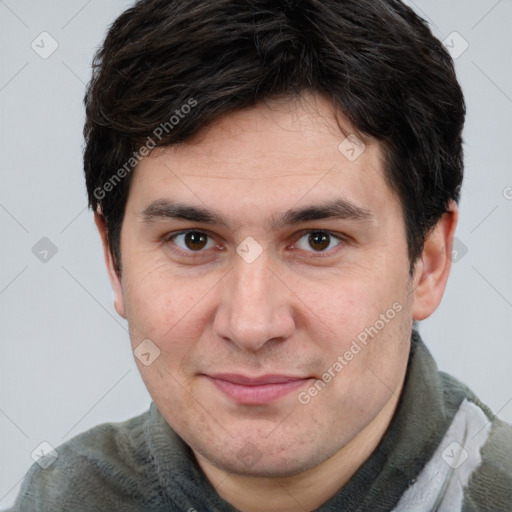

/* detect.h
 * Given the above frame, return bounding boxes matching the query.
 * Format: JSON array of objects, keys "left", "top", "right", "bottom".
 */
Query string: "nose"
[{"left": 213, "top": 251, "right": 295, "bottom": 352}]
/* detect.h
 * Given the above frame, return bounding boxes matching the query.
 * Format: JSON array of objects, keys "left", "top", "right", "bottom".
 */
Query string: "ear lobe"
[
  {"left": 94, "top": 211, "right": 127, "bottom": 319},
  {"left": 412, "top": 201, "right": 459, "bottom": 321}
]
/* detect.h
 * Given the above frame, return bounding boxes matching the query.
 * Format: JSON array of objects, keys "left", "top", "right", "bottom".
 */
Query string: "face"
[{"left": 111, "top": 94, "right": 417, "bottom": 477}]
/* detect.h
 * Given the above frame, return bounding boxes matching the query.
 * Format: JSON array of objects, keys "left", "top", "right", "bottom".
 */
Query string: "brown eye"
[
  {"left": 308, "top": 232, "right": 331, "bottom": 251},
  {"left": 294, "top": 231, "right": 343, "bottom": 253},
  {"left": 184, "top": 231, "right": 208, "bottom": 250},
  {"left": 170, "top": 231, "right": 215, "bottom": 252}
]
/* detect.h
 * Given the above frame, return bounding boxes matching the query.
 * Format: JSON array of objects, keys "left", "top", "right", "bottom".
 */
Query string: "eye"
[
  {"left": 294, "top": 231, "right": 343, "bottom": 253},
  {"left": 168, "top": 230, "right": 217, "bottom": 252}
]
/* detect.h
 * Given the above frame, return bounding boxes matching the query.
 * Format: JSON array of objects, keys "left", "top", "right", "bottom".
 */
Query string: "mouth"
[{"left": 204, "top": 373, "right": 311, "bottom": 405}]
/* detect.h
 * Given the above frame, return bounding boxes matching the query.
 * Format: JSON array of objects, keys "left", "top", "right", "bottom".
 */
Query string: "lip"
[{"left": 205, "top": 373, "right": 310, "bottom": 405}]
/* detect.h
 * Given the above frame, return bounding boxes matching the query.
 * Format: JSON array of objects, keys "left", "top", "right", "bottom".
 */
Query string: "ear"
[
  {"left": 94, "top": 211, "right": 127, "bottom": 319},
  {"left": 411, "top": 200, "right": 459, "bottom": 321}
]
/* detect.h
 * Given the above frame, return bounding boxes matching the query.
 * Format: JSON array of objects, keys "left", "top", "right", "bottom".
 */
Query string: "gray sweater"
[{"left": 8, "top": 331, "right": 512, "bottom": 511}]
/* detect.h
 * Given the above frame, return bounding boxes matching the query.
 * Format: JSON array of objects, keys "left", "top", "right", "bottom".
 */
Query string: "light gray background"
[{"left": 1, "top": 0, "right": 511, "bottom": 508}]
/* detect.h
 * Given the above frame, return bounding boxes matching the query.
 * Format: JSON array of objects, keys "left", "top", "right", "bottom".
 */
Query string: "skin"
[{"left": 95, "top": 93, "right": 458, "bottom": 512}]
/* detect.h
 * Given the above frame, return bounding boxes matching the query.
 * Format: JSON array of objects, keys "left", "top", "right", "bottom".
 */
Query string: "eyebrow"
[{"left": 139, "top": 198, "right": 374, "bottom": 229}]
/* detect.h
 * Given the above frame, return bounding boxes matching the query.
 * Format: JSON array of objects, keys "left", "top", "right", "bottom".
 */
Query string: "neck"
[{"left": 194, "top": 385, "right": 403, "bottom": 512}]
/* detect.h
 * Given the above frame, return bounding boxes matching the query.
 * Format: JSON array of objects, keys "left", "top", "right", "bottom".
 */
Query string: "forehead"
[{"left": 127, "top": 94, "right": 400, "bottom": 227}]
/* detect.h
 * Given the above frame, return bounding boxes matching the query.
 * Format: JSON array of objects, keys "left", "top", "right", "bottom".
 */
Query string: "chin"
[{"left": 194, "top": 434, "right": 335, "bottom": 479}]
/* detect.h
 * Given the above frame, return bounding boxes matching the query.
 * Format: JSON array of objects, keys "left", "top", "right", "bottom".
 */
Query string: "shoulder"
[
  {"left": 9, "top": 408, "right": 166, "bottom": 512},
  {"left": 435, "top": 371, "right": 512, "bottom": 509},
  {"left": 463, "top": 414, "right": 512, "bottom": 510}
]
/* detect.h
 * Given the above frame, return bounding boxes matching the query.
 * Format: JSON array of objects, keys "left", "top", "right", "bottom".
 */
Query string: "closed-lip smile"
[{"left": 205, "top": 373, "right": 310, "bottom": 404}]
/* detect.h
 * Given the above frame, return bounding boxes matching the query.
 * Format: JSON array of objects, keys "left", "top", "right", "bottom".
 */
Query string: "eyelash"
[{"left": 162, "top": 229, "right": 347, "bottom": 258}]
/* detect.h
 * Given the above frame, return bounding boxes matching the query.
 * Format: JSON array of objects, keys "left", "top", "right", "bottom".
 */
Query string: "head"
[{"left": 85, "top": 0, "right": 464, "bottom": 480}]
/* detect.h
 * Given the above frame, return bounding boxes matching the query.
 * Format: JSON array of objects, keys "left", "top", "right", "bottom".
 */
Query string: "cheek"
[
  {"left": 122, "top": 262, "right": 202, "bottom": 349},
  {"left": 291, "top": 267, "right": 401, "bottom": 347},
  {"left": 303, "top": 271, "right": 411, "bottom": 393},
  {"left": 307, "top": 305, "right": 410, "bottom": 433}
]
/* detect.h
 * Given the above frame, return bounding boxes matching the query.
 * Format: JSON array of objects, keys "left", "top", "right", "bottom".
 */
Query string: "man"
[{"left": 9, "top": 0, "right": 512, "bottom": 510}]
